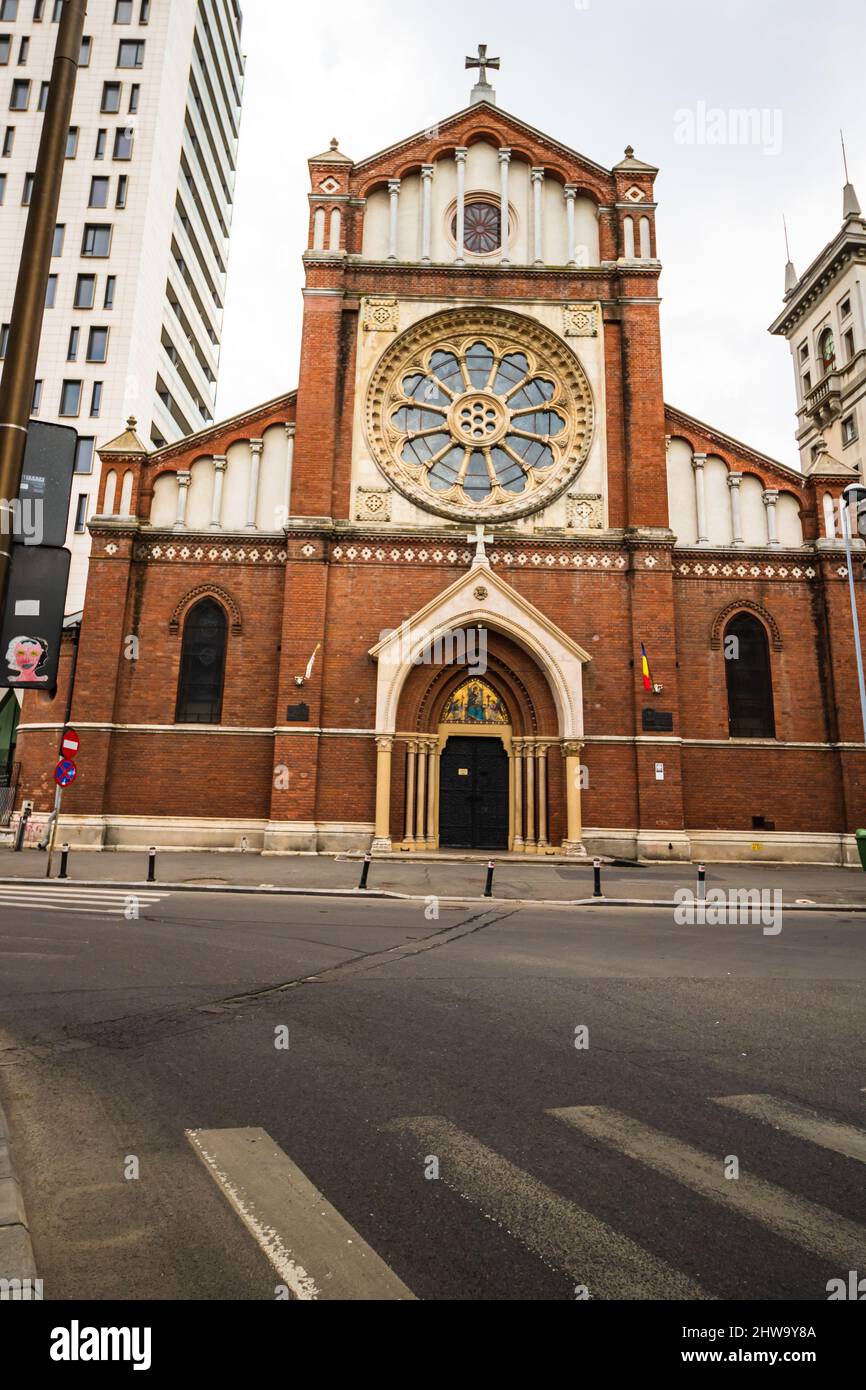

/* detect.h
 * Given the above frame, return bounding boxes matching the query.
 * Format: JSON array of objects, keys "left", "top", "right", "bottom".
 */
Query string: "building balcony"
[{"left": 804, "top": 370, "right": 843, "bottom": 427}]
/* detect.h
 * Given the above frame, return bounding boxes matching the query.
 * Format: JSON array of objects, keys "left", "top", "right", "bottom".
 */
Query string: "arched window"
[
  {"left": 725, "top": 614, "right": 775, "bottom": 739},
  {"left": 639, "top": 215, "right": 652, "bottom": 259},
  {"left": 175, "top": 599, "right": 227, "bottom": 725},
  {"left": 819, "top": 327, "right": 835, "bottom": 374},
  {"left": 623, "top": 215, "right": 636, "bottom": 259}
]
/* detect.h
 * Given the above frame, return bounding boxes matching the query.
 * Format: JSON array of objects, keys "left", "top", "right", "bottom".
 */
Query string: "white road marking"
[
  {"left": 713, "top": 1094, "right": 866, "bottom": 1165},
  {"left": 0, "top": 888, "right": 168, "bottom": 916},
  {"left": 389, "top": 1115, "right": 709, "bottom": 1300},
  {"left": 550, "top": 1106, "right": 866, "bottom": 1267},
  {"left": 186, "top": 1128, "right": 415, "bottom": 1301}
]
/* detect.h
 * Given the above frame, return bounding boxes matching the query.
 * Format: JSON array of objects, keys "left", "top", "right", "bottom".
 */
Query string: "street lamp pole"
[
  {"left": 0, "top": 0, "right": 88, "bottom": 620},
  {"left": 841, "top": 485, "right": 866, "bottom": 745}
]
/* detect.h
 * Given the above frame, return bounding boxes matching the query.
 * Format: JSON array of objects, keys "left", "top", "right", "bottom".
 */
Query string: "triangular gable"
[{"left": 353, "top": 99, "right": 612, "bottom": 186}]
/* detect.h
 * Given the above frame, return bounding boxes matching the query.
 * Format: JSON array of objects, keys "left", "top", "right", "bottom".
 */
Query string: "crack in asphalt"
[
  {"left": 0, "top": 907, "right": 518, "bottom": 1058},
  {"left": 198, "top": 907, "right": 519, "bottom": 1013}
]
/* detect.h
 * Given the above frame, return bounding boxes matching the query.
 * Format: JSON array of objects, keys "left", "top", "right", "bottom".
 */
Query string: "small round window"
[{"left": 452, "top": 200, "right": 502, "bottom": 255}]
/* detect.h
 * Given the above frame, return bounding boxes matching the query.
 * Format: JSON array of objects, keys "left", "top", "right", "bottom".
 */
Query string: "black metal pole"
[
  {"left": 484, "top": 860, "right": 495, "bottom": 898},
  {"left": 593, "top": 858, "right": 603, "bottom": 898},
  {"left": 147, "top": 847, "right": 157, "bottom": 884},
  {"left": 697, "top": 863, "right": 707, "bottom": 901},
  {"left": 59, "top": 843, "right": 69, "bottom": 880},
  {"left": 0, "top": 1, "right": 88, "bottom": 618},
  {"left": 358, "top": 854, "right": 371, "bottom": 891},
  {"left": 13, "top": 805, "right": 30, "bottom": 853}
]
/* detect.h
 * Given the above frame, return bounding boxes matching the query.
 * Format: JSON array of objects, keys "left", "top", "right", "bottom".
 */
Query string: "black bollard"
[
  {"left": 147, "top": 847, "right": 157, "bottom": 884},
  {"left": 593, "top": 858, "right": 603, "bottom": 898},
  {"left": 59, "top": 844, "right": 70, "bottom": 880},
  {"left": 697, "top": 863, "right": 707, "bottom": 901},
  {"left": 358, "top": 854, "right": 372, "bottom": 891},
  {"left": 13, "top": 806, "right": 31, "bottom": 854},
  {"left": 484, "top": 860, "right": 495, "bottom": 898}
]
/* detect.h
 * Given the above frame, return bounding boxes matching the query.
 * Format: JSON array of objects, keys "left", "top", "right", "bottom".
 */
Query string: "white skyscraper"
[{"left": 0, "top": 0, "right": 244, "bottom": 612}]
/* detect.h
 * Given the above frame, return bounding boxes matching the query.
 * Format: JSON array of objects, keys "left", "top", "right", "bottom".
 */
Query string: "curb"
[
  {"left": 0, "top": 876, "right": 865, "bottom": 913},
  {"left": 0, "top": 1097, "right": 38, "bottom": 1287}
]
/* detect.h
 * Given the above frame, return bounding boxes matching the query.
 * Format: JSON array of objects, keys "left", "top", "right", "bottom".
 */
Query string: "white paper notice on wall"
[
  {"left": 15, "top": 599, "right": 40, "bottom": 617},
  {"left": 655, "top": 763, "right": 665, "bottom": 782}
]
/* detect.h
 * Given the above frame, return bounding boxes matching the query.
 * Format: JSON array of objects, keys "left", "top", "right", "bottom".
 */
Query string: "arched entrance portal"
[{"left": 368, "top": 550, "right": 591, "bottom": 856}]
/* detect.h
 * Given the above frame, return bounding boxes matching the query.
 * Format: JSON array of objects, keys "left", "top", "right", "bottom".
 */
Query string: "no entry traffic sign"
[
  {"left": 54, "top": 760, "right": 77, "bottom": 788},
  {"left": 60, "top": 728, "right": 80, "bottom": 759}
]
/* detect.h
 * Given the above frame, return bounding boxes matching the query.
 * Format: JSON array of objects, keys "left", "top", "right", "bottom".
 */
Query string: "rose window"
[
  {"left": 365, "top": 308, "right": 594, "bottom": 523},
  {"left": 452, "top": 201, "right": 502, "bottom": 255}
]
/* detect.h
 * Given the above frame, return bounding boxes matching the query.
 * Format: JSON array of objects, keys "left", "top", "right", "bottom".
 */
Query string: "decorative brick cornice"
[
  {"left": 665, "top": 404, "right": 806, "bottom": 490},
  {"left": 676, "top": 556, "right": 818, "bottom": 582},
  {"left": 146, "top": 393, "right": 297, "bottom": 471},
  {"left": 351, "top": 101, "right": 615, "bottom": 203}
]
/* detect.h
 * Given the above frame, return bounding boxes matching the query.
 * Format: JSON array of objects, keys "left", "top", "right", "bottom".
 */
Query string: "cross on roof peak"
[{"left": 466, "top": 44, "right": 500, "bottom": 103}]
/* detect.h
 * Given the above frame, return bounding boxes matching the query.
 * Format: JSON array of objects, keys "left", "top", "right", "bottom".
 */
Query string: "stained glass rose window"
[
  {"left": 451, "top": 201, "right": 502, "bottom": 255},
  {"left": 365, "top": 307, "right": 594, "bottom": 523}
]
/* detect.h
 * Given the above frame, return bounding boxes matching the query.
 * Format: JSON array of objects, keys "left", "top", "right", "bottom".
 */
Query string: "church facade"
[{"left": 11, "top": 69, "right": 866, "bottom": 863}]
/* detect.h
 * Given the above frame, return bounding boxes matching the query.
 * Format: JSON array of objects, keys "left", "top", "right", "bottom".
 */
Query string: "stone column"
[
  {"left": 498, "top": 148, "right": 511, "bottom": 263},
  {"left": 536, "top": 744, "right": 549, "bottom": 849},
  {"left": 563, "top": 741, "right": 584, "bottom": 856},
  {"left": 524, "top": 742, "right": 537, "bottom": 850},
  {"left": 415, "top": 743, "right": 428, "bottom": 844},
  {"left": 727, "top": 471, "right": 744, "bottom": 547},
  {"left": 245, "top": 438, "right": 263, "bottom": 531},
  {"left": 455, "top": 148, "right": 467, "bottom": 264},
  {"left": 388, "top": 179, "right": 401, "bottom": 261},
  {"left": 404, "top": 741, "right": 417, "bottom": 844},
  {"left": 426, "top": 743, "right": 438, "bottom": 849},
  {"left": 513, "top": 740, "right": 525, "bottom": 851},
  {"left": 420, "top": 165, "right": 434, "bottom": 264},
  {"left": 531, "top": 168, "right": 545, "bottom": 265},
  {"left": 174, "top": 470, "right": 191, "bottom": 530},
  {"left": 692, "top": 453, "right": 710, "bottom": 546},
  {"left": 210, "top": 456, "right": 227, "bottom": 530},
  {"left": 373, "top": 737, "right": 394, "bottom": 852},
  {"left": 564, "top": 185, "right": 577, "bottom": 266},
  {"left": 763, "top": 489, "right": 781, "bottom": 548}
]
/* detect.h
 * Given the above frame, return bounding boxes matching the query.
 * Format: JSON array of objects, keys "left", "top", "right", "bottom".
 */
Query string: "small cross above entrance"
[{"left": 470, "top": 524, "right": 494, "bottom": 565}]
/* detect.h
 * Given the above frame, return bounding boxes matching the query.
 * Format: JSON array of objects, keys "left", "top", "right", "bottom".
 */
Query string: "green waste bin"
[{"left": 857, "top": 831, "right": 866, "bottom": 872}]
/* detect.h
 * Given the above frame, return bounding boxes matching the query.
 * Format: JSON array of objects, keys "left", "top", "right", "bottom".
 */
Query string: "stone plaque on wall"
[
  {"left": 362, "top": 298, "right": 399, "bottom": 333},
  {"left": 567, "top": 493, "right": 604, "bottom": 530},
  {"left": 355, "top": 487, "right": 392, "bottom": 523},
  {"left": 563, "top": 303, "right": 599, "bottom": 338}
]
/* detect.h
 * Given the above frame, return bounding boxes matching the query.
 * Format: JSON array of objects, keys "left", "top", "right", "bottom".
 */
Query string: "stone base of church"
[{"left": 17, "top": 814, "right": 862, "bottom": 868}]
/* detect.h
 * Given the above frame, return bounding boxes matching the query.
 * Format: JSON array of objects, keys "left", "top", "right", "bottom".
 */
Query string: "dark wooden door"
[{"left": 439, "top": 737, "right": 509, "bottom": 850}]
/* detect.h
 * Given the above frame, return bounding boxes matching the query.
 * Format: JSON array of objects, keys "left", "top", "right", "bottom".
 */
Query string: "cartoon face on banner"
[{"left": 4, "top": 635, "right": 50, "bottom": 685}]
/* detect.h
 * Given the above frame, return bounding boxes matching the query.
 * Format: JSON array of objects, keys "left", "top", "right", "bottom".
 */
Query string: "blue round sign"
[{"left": 55, "top": 759, "right": 77, "bottom": 788}]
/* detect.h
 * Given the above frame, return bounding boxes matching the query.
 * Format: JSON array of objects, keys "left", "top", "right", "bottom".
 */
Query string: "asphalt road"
[{"left": 0, "top": 884, "right": 864, "bottom": 1301}]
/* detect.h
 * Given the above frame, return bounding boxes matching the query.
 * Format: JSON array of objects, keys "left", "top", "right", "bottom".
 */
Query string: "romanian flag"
[{"left": 641, "top": 643, "right": 654, "bottom": 693}]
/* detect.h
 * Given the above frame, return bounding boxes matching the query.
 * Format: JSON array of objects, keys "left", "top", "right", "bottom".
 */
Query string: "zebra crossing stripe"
[
  {"left": 186, "top": 1128, "right": 415, "bottom": 1301},
  {"left": 389, "top": 1115, "right": 709, "bottom": 1300},
  {"left": 550, "top": 1106, "right": 866, "bottom": 1267},
  {"left": 712, "top": 1094, "right": 866, "bottom": 1165}
]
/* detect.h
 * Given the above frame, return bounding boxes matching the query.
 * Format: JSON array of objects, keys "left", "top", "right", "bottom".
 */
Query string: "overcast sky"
[{"left": 216, "top": 0, "right": 865, "bottom": 467}]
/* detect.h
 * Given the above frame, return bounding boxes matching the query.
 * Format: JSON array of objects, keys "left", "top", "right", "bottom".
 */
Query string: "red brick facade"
[{"left": 11, "top": 101, "right": 866, "bottom": 861}]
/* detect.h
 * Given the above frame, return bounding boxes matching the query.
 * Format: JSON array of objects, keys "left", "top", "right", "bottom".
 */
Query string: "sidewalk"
[{"left": 0, "top": 847, "right": 864, "bottom": 906}]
